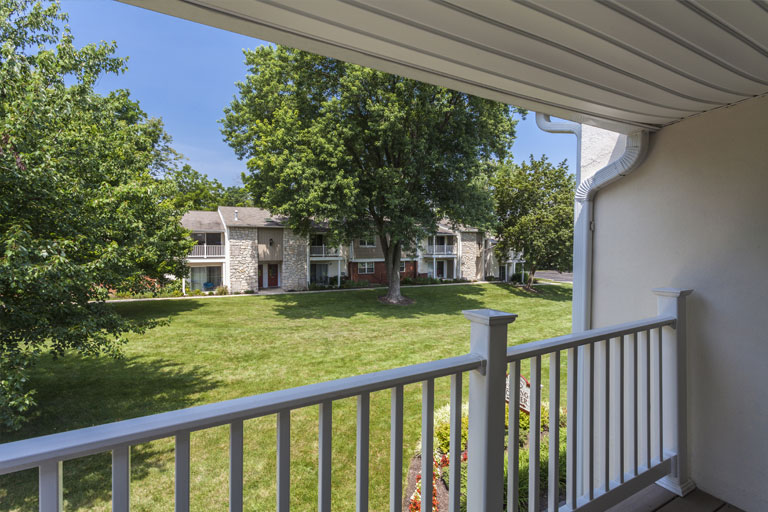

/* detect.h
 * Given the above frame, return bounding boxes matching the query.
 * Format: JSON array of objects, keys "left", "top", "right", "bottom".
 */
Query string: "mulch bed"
[{"left": 403, "top": 455, "right": 449, "bottom": 511}]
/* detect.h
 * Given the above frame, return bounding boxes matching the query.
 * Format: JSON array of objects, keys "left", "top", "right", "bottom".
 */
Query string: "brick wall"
[{"left": 348, "top": 261, "right": 418, "bottom": 284}]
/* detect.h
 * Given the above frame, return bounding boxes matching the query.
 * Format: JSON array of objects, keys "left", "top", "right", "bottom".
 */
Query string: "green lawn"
[{"left": 0, "top": 283, "right": 571, "bottom": 512}]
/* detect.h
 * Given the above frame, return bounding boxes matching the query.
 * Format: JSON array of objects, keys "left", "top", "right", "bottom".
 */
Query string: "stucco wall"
[
  {"left": 228, "top": 227, "right": 259, "bottom": 293},
  {"left": 590, "top": 94, "right": 768, "bottom": 511}
]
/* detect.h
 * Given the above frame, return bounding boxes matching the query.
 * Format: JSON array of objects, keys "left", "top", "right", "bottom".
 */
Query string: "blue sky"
[{"left": 62, "top": 0, "right": 576, "bottom": 186}]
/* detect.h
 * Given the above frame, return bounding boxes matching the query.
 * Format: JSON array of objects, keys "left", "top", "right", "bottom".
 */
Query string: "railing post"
[
  {"left": 464, "top": 309, "right": 517, "bottom": 512},
  {"left": 652, "top": 288, "right": 694, "bottom": 497}
]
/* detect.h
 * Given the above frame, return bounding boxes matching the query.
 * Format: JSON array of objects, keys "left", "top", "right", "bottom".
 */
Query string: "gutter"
[{"left": 535, "top": 113, "right": 649, "bottom": 331}]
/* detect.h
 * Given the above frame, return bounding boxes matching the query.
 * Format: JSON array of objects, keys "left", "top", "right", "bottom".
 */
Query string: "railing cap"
[
  {"left": 463, "top": 309, "right": 517, "bottom": 326},
  {"left": 652, "top": 288, "right": 693, "bottom": 298}
]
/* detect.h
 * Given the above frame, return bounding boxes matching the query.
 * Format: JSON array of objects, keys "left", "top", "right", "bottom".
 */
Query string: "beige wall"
[
  {"left": 257, "top": 228, "right": 283, "bottom": 260},
  {"left": 352, "top": 239, "right": 384, "bottom": 259},
  {"left": 590, "top": 94, "right": 768, "bottom": 511}
]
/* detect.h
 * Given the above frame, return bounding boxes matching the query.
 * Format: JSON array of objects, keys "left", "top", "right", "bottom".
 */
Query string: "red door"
[
  {"left": 268, "top": 264, "right": 279, "bottom": 287},
  {"left": 258, "top": 265, "right": 264, "bottom": 289}
]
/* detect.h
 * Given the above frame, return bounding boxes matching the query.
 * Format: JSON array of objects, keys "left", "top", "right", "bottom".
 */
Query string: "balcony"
[
  {"left": 310, "top": 245, "right": 340, "bottom": 257},
  {"left": 189, "top": 244, "right": 224, "bottom": 258},
  {"left": 0, "top": 288, "right": 694, "bottom": 512},
  {"left": 426, "top": 244, "right": 457, "bottom": 255}
]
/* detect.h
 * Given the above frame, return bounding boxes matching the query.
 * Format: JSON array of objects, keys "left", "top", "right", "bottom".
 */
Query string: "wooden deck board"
[
  {"left": 605, "top": 484, "right": 677, "bottom": 512},
  {"left": 656, "top": 490, "right": 725, "bottom": 512}
]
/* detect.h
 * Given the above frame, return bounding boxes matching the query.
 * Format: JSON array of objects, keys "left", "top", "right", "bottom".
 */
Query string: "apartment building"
[{"left": 181, "top": 207, "right": 508, "bottom": 293}]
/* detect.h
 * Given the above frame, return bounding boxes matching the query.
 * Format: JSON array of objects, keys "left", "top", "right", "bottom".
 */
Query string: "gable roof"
[
  {"left": 180, "top": 210, "right": 224, "bottom": 232},
  {"left": 217, "top": 206, "right": 286, "bottom": 228}
]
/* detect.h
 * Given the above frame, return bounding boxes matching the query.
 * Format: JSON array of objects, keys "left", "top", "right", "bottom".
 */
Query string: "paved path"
[{"left": 536, "top": 270, "right": 573, "bottom": 283}]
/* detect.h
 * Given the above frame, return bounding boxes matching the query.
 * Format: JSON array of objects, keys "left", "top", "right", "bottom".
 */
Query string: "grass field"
[{"left": 0, "top": 283, "right": 571, "bottom": 511}]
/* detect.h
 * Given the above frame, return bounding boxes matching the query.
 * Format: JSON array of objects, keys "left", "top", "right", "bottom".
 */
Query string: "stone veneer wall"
[
  {"left": 460, "top": 232, "right": 481, "bottom": 281},
  {"left": 228, "top": 227, "right": 259, "bottom": 292},
  {"left": 281, "top": 229, "right": 308, "bottom": 291}
]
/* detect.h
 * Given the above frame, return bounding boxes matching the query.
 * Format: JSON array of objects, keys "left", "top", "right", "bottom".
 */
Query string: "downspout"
[{"left": 535, "top": 113, "right": 649, "bottom": 332}]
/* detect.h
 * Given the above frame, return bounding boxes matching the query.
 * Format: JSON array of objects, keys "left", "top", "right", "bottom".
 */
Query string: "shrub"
[
  {"left": 340, "top": 279, "right": 371, "bottom": 289},
  {"left": 214, "top": 285, "right": 229, "bottom": 295},
  {"left": 190, "top": 288, "right": 203, "bottom": 296},
  {"left": 243, "top": 289, "right": 255, "bottom": 294},
  {"left": 0, "top": 350, "right": 36, "bottom": 431}
]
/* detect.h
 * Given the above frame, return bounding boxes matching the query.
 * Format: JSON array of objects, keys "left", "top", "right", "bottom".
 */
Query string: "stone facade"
[
  {"left": 281, "top": 229, "right": 308, "bottom": 291},
  {"left": 460, "top": 232, "right": 482, "bottom": 281},
  {"left": 228, "top": 227, "right": 259, "bottom": 293}
]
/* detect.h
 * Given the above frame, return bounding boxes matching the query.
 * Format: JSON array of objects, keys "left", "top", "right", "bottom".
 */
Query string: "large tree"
[
  {"left": 164, "top": 164, "right": 254, "bottom": 211},
  {"left": 222, "top": 46, "right": 520, "bottom": 303},
  {"left": 492, "top": 156, "right": 575, "bottom": 289},
  {"left": 0, "top": 0, "right": 193, "bottom": 429}
]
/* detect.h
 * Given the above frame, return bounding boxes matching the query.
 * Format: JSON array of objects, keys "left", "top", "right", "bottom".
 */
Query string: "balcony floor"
[{"left": 608, "top": 485, "right": 743, "bottom": 512}]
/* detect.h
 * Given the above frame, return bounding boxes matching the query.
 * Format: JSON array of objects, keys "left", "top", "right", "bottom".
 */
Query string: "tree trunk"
[
  {"left": 381, "top": 238, "right": 408, "bottom": 304},
  {"left": 525, "top": 265, "right": 537, "bottom": 290}
]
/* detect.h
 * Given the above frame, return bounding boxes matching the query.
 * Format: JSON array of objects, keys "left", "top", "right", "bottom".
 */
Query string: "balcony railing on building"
[
  {"left": 189, "top": 244, "right": 224, "bottom": 258},
  {"left": 310, "top": 245, "right": 339, "bottom": 257},
  {"left": 0, "top": 287, "right": 692, "bottom": 512},
  {"left": 426, "top": 244, "right": 457, "bottom": 255}
]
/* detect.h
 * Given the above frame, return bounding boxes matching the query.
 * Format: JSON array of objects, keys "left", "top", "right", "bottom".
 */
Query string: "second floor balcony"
[
  {"left": 310, "top": 245, "right": 340, "bottom": 257},
  {"left": 426, "top": 244, "right": 457, "bottom": 255},
  {"left": 189, "top": 244, "right": 224, "bottom": 258}
]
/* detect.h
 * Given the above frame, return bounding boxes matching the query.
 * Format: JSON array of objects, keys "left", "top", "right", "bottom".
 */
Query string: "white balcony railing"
[
  {"left": 310, "top": 245, "right": 339, "bottom": 257},
  {"left": 189, "top": 244, "right": 224, "bottom": 258},
  {"left": 0, "top": 288, "right": 691, "bottom": 512},
  {"left": 426, "top": 244, "right": 456, "bottom": 255}
]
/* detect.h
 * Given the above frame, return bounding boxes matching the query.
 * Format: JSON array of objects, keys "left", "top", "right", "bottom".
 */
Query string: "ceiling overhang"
[{"left": 119, "top": 0, "right": 768, "bottom": 134}]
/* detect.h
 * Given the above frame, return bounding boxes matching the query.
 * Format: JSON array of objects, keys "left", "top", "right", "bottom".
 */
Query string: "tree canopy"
[
  {"left": 164, "top": 164, "right": 254, "bottom": 211},
  {"left": 492, "top": 156, "right": 575, "bottom": 288},
  {"left": 0, "top": 0, "right": 193, "bottom": 429},
  {"left": 221, "top": 46, "right": 521, "bottom": 302}
]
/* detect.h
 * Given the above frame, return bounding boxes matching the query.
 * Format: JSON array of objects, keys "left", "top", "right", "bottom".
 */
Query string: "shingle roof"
[
  {"left": 180, "top": 211, "right": 224, "bottom": 231},
  {"left": 217, "top": 206, "right": 286, "bottom": 228}
]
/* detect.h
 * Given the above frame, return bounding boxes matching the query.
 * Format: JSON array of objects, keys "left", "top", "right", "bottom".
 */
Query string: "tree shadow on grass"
[
  {"left": 0, "top": 354, "right": 220, "bottom": 511},
  {"left": 108, "top": 296, "right": 206, "bottom": 324},
  {"left": 486, "top": 282, "right": 573, "bottom": 303},
  {"left": 269, "top": 284, "right": 490, "bottom": 320}
]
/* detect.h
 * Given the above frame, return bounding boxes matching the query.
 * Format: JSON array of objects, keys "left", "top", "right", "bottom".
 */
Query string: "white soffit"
[{"left": 120, "top": 0, "right": 768, "bottom": 133}]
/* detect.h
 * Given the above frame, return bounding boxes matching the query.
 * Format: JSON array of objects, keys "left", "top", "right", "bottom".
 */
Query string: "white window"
[
  {"left": 358, "top": 262, "right": 375, "bottom": 274},
  {"left": 399, "top": 261, "right": 406, "bottom": 272},
  {"left": 359, "top": 238, "right": 376, "bottom": 247}
]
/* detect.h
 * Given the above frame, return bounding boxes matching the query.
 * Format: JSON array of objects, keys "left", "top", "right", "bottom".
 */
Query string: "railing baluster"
[
  {"left": 318, "top": 402, "right": 332, "bottom": 512},
  {"left": 175, "top": 431, "right": 190, "bottom": 512},
  {"left": 619, "top": 336, "right": 625, "bottom": 484},
  {"left": 529, "top": 355, "right": 541, "bottom": 512},
  {"left": 658, "top": 327, "right": 664, "bottom": 462},
  {"left": 604, "top": 339, "right": 610, "bottom": 492},
  {"left": 422, "top": 379, "right": 435, "bottom": 512},
  {"left": 633, "top": 332, "right": 639, "bottom": 477},
  {"left": 230, "top": 421, "right": 243, "bottom": 512},
  {"left": 277, "top": 411, "right": 290, "bottom": 512},
  {"left": 588, "top": 343, "right": 595, "bottom": 499},
  {"left": 646, "top": 330, "right": 652, "bottom": 470},
  {"left": 548, "top": 351, "right": 560, "bottom": 512},
  {"left": 509, "top": 361, "right": 521, "bottom": 512},
  {"left": 357, "top": 393, "right": 370, "bottom": 512},
  {"left": 449, "top": 373, "right": 462, "bottom": 512},
  {"left": 566, "top": 347, "right": 578, "bottom": 509},
  {"left": 39, "top": 460, "right": 62, "bottom": 512},
  {"left": 390, "top": 386, "right": 404, "bottom": 512},
  {"left": 113, "top": 445, "right": 131, "bottom": 512}
]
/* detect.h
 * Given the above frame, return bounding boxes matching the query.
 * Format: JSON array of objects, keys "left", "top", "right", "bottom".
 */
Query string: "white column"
[
  {"left": 653, "top": 288, "right": 694, "bottom": 496},
  {"left": 337, "top": 260, "right": 341, "bottom": 287},
  {"left": 182, "top": 275, "right": 186, "bottom": 295},
  {"left": 464, "top": 309, "right": 517, "bottom": 512}
]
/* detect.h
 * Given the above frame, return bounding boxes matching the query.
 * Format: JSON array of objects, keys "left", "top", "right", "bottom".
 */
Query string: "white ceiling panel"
[{"left": 119, "top": 0, "right": 768, "bottom": 133}]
